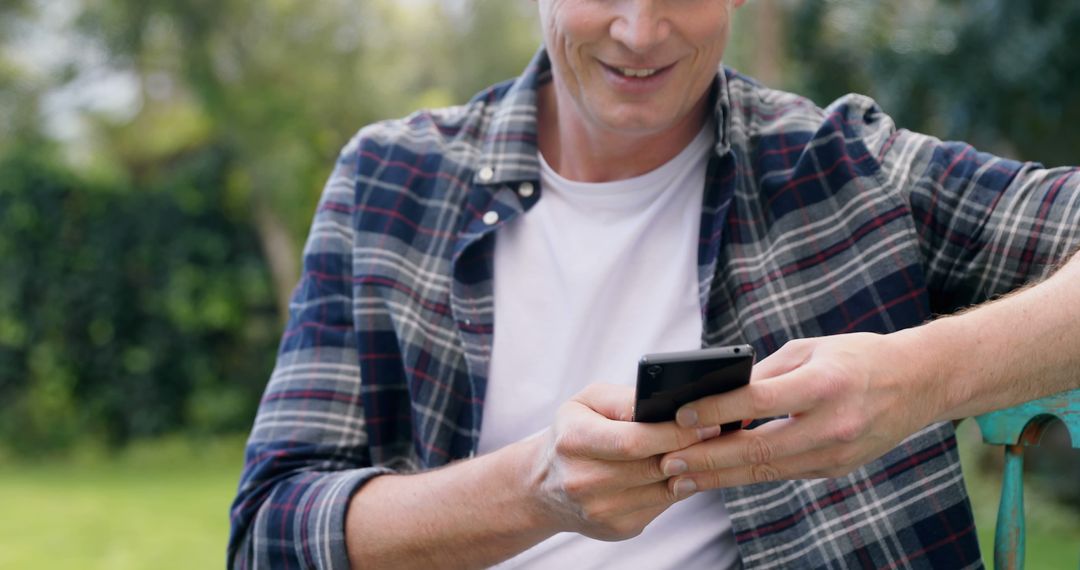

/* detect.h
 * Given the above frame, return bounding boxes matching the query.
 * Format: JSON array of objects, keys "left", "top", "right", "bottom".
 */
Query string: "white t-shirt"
[{"left": 479, "top": 125, "right": 739, "bottom": 570}]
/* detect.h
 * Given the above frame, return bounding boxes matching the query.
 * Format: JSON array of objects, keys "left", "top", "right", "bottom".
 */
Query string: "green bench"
[{"left": 974, "top": 389, "right": 1080, "bottom": 569}]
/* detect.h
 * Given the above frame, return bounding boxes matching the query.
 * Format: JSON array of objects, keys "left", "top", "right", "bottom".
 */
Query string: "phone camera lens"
[
  {"left": 647, "top": 365, "right": 662, "bottom": 376},
  {"left": 734, "top": 347, "right": 740, "bottom": 354}
]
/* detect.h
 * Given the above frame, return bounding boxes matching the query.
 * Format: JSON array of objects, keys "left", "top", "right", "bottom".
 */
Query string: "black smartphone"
[{"left": 633, "top": 345, "right": 755, "bottom": 430}]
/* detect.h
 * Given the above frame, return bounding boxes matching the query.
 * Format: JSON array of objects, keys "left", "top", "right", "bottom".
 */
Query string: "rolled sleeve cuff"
[
  {"left": 304, "top": 467, "right": 395, "bottom": 569},
  {"left": 245, "top": 466, "right": 395, "bottom": 570}
]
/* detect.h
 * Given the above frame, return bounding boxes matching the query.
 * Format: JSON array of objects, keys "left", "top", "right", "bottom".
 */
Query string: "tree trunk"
[
  {"left": 753, "top": 0, "right": 784, "bottom": 88},
  {"left": 252, "top": 200, "right": 299, "bottom": 323}
]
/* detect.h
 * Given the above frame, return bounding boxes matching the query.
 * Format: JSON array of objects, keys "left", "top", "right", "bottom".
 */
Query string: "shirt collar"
[{"left": 474, "top": 47, "right": 733, "bottom": 187}]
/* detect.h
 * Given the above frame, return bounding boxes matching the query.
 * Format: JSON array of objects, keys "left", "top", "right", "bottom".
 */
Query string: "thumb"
[{"left": 573, "top": 383, "right": 636, "bottom": 422}]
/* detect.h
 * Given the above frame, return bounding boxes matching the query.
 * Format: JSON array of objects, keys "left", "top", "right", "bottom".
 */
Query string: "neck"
[{"left": 537, "top": 83, "right": 710, "bottom": 183}]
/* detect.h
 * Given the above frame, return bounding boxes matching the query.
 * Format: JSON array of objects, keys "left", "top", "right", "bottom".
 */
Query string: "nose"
[{"left": 610, "top": 1, "right": 671, "bottom": 54}]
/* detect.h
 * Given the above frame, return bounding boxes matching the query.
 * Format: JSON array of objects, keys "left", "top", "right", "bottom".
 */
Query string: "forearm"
[
  {"left": 898, "top": 250, "right": 1080, "bottom": 422},
  {"left": 345, "top": 434, "right": 555, "bottom": 569}
]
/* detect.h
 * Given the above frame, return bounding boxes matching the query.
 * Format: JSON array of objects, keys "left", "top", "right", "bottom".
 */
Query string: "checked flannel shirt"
[{"left": 228, "top": 49, "right": 1080, "bottom": 569}]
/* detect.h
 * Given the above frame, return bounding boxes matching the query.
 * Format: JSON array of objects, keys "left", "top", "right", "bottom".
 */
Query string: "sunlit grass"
[
  {"left": 0, "top": 436, "right": 245, "bottom": 570},
  {"left": 0, "top": 427, "right": 1076, "bottom": 569}
]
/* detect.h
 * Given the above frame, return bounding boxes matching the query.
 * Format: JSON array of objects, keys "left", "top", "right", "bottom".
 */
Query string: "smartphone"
[{"left": 633, "top": 345, "right": 755, "bottom": 430}]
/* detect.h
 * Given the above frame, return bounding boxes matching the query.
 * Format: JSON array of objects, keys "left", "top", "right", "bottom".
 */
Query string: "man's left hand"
[{"left": 658, "top": 333, "right": 946, "bottom": 493}]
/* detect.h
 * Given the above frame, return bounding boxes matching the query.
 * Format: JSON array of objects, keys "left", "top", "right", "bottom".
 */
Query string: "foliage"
[
  {"left": 0, "top": 0, "right": 540, "bottom": 453},
  {"left": 2, "top": 0, "right": 1076, "bottom": 474},
  {"left": 75, "top": 0, "right": 540, "bottom": 245},
  {"left": 63, "top": 0, "right": 541, "bottom": 316},
  {"left": 0, "top": 141, "right": 278, "bottom": 452},
  {"left": 786, "top": 0, "right": 1080, "bottom": 166}
]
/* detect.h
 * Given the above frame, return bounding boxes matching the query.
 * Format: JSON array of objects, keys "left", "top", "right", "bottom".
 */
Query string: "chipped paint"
[{"left": 973, "top": 388, "right": 1079, "bottom": 569}]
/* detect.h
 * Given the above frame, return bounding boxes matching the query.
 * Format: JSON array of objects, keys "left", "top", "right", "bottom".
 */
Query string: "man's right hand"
[
  {"left": 526, "top": 383, "right": 722, "bottom": 541},
  {"left": 346, "top": 383, "right": 715, "bottom": 569}
]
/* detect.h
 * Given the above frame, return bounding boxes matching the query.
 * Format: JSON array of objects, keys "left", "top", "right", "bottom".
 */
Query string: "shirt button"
[
  {"left": 478, "top": 166, "right": 495, "bottom": 182},
  {"left": 518, "top": 182, "right": 535, "bottom": 198},
  {"left": 482, "top": 211, "right": 499, "bottom": 225}
]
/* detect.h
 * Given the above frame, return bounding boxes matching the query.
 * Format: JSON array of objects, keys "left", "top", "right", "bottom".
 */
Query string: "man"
[{"left": 229, "top": 1, "right": 1080, "bottom": 568}]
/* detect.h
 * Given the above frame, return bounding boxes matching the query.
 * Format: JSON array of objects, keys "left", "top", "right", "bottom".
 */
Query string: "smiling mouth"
[
  {"left": 602, "top": 61, "right": 674, "bottom": 79},
  {"left": 616, "top": 67, "right": 660, "bottom": 78}
]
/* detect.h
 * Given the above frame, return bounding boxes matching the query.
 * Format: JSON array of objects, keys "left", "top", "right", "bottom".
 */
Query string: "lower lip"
[{"left": 600, "top": 62, "right": 675, "bottom": 94}]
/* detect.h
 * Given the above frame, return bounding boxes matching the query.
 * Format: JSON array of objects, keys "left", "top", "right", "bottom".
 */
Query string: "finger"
[
  {"left": 576, "top": 480, "right": 680, "bottom": 538},
  {"left": 750, "top": 339, "right": 814, "bottom": 382},
  {"left": 566, "top": 385, "right": 721, "bottom": 460},
  {"left": 675, "top": 365, "right": 822, "bottom": 428},
  {"left": 566, "top": 413, "right": 724, "bottom": 461},
  {"left": 670, "top": 442, "right": 866, "bottom": 491},
  {"left": 673, "top": 338, "right": 816, "bottom": 427},
  {"left": 614, "top": 480, "right": 683, "bottom": 514},
  {"left": 585, "top": 454, "right": 678, "bottom": 488},
  {"left": 660, "top": 416, "right": 828, "bottom": 476}
]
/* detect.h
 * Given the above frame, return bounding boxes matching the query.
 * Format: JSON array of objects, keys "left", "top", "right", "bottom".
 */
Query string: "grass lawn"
[
  {"left": 0, "top": 426, "right": 1076, "bottom": 569},
  {"left": 0, "top": 436, "right": 246, "bottom": 570}
]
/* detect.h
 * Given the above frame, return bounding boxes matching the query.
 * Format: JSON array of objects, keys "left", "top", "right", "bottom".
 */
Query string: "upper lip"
[{"left": 603, "top": 61, "right": 674, "bottom": 71}]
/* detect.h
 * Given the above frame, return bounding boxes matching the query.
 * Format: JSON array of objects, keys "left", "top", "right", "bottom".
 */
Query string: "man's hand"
[
  {"left": 346, "top": 383, "right": 717, "bottom": 568},
  {"left": 658, "top": 333, "right": 944, "bottom": 491},
  {"left": 527, "top": 383, "right": 722, "bottom": 540},
  {"left": 659, "top": 250, "right": 1080, "bottom": 494}
]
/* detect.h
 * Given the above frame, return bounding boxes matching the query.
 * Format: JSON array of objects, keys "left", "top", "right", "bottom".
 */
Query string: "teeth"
[{"left": 618, "top": 67, "right": 658, "bottom": 78}]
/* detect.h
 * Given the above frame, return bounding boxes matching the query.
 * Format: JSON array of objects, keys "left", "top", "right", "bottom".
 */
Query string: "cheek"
[
  {"left": 545, "top": 12, "right": 611, "bottom": 91},
  {"left": 543, "top": 3, "right": 608, "bottom": 54},
  {"left": 677, "top": 12, "right": 732, "bottom": 102},
  {"left": 683, "top": 6, "right": 734, "bottom": 59}
]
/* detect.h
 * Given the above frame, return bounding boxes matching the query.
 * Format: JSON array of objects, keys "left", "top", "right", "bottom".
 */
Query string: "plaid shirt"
[{"left": 228, "top": 49, "right": 1080, "bottom": 569}]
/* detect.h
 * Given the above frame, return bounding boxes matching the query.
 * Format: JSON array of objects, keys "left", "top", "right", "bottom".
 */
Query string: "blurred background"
[{"left": 0, "top": 0, "right": 1076, "bottom": 567}]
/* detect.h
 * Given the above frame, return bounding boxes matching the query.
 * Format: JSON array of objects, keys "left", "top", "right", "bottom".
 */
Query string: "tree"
[
  {"left": 75, "top": 0, "right": 541, "bottom": 316},
  {"left": 784, "top": 0, "right": 1080, "bottom": 166},
  {"left": 0, "top": 0, "right": 543, "bottom": 451}
]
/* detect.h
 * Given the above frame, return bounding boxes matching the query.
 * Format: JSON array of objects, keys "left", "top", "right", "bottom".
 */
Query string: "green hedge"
[{"left": 0, "top": 143, "right": 278, "bottom": 454}]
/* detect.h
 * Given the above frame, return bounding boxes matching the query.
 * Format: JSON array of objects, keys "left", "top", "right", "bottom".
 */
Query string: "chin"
[
  {"left": 592, "top": 98, "right": 689, "bottom": 134},
  {"left": 599, "top": 112, "right": 680, "bottom": 136}
]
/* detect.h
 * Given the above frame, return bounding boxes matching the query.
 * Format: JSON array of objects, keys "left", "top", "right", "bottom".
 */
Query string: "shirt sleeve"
[
  {"left": 228, "top": 134, "right": 394, "bottom": 569},
  {"left": 855, "top": 97, "right": 1080, "bottom": 313}
]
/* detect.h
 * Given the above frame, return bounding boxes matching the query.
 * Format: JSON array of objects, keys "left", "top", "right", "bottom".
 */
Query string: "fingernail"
[
  {"left": 676, "top": 408, "right": 698, "bottom": 427},
  {"left": 663, "top": 459, "right": 688, "bottom": 477},
  {"left": 674, "top": 478, "right": 697, "bottom": 498},
  {"left": 697, "top": 425, "right": 722, "bottom": 440}
]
